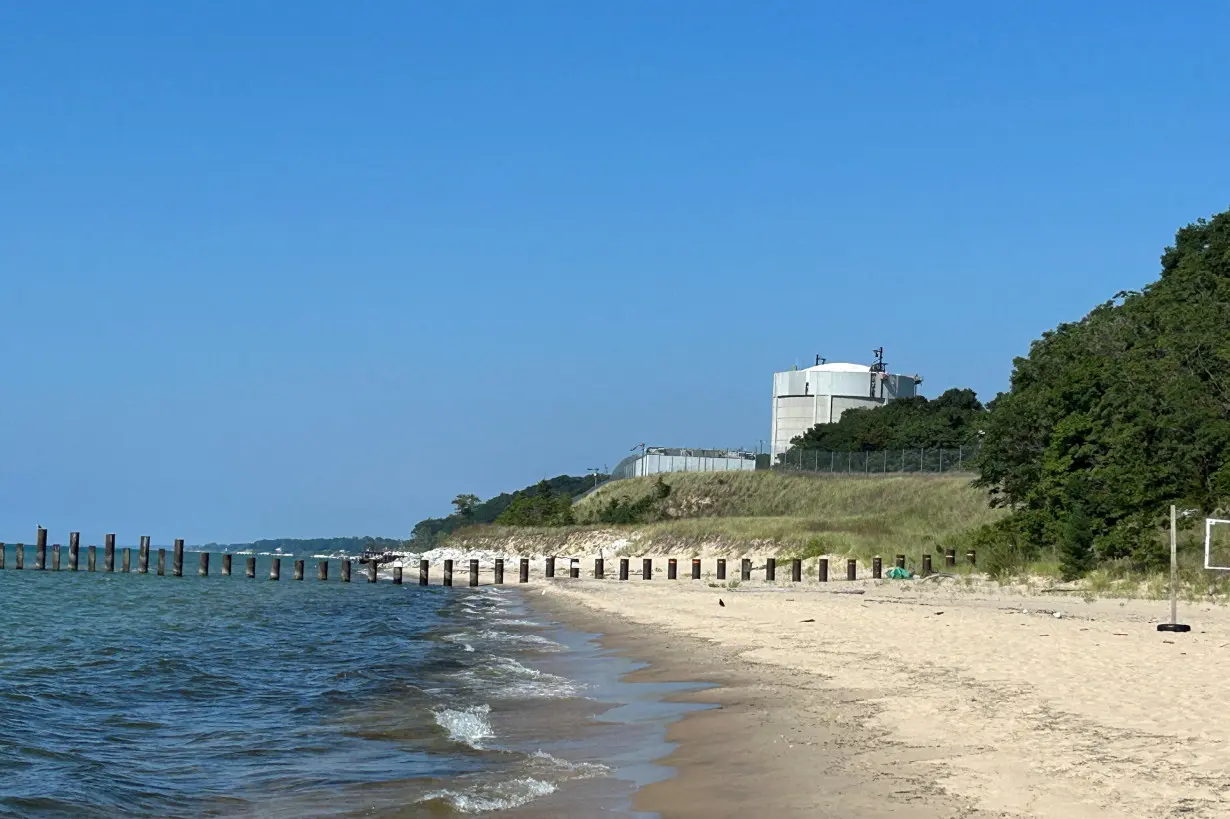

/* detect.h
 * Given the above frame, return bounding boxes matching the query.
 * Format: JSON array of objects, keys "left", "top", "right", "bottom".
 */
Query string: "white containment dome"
[{"left": 769, "top": 360, "right": 922, "bottom": 458}]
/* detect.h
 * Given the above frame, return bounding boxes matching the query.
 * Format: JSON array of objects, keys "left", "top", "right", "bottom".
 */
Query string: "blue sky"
[{"left": 3, "top": 1, "right": 1228, "bottom": 543}]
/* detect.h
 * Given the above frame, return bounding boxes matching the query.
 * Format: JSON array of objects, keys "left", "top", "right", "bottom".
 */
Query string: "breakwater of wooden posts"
[{"left": 1, "top": 529, "right": 976, "bottom": 587}]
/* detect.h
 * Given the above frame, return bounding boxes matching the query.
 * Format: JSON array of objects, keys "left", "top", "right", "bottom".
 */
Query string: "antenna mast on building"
[{"left": 870, "top": 347, "right": 886, "bottom": 397}]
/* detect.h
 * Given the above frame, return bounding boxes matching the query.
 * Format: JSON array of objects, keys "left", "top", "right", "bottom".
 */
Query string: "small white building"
[
  {"left": 770, "top": 361, "right": 922, "bottom": 457},
  {"left": 611, "top": 447, "right": 757, "bottom": 480}
]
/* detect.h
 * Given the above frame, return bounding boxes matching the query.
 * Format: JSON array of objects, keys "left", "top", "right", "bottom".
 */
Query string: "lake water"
[{"left": 0, "top": 545, "right": 696, "bottom": 818}]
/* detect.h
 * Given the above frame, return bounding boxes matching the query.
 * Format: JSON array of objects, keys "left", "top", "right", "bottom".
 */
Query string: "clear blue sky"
[{"left": 3, "top": 1, "right": 1228, "bottom": 543}]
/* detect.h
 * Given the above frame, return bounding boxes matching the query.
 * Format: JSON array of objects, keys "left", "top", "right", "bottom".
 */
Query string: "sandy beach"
[{"left": 529, "top": 571, "right": 1230, "bottom": 819}]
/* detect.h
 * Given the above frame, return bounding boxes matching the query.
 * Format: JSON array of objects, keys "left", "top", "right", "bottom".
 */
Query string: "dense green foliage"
[
  {"left": 410, "top": 474, "right": 603, "bottom": 546},
  {"left": 787, "top": 388, "right": 985, "bottom": 453},
  {"left": 589, "top": 476, "right": 672, "bottom": 524},
  {"left": 976, "top": 208, "right": 1230, "bottom": 572},
  {"left": 495, "top": 481, "right": 577, "bottom": 526},
  {"left": 198, "top": 536, "right": 406, "bottom": 553}
]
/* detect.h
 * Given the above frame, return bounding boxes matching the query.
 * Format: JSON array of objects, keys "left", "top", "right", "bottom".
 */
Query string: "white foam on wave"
[
  {"left": 433, "top": 704, "right": 494, "bottom": 749},
  {"left": 529, "top": 749, "right": 609, "bottom": 778},
  {"left": 452, "top": 656, "right": 581, "bottom": 700},
  {"left": 444, "top": 629, "right": 563, "bottom": 653},
  {"left": 423, "top": 777, "right": 556, "bottom": 813}
]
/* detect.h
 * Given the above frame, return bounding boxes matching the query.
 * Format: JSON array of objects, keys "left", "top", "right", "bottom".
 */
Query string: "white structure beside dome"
[{"left": 770, "top": 361, "right": 922, "bottom": 457}]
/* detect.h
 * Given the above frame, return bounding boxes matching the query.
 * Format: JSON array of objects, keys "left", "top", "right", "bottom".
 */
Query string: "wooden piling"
[
  {"left": 246, "top": 556, "right": 256, "bottom": 578},
  {"left": 71, "top": 540, "right": 81, "bottom": 572},
  {"left": 318, "top": 561, "right": 328, "bottom": 581},
  {"left": 966, "top": 549, "right": 976, "bottom": 566},
  {"left": 173, "top": 539, "right": 184, "bottom": 577},
  {"left": 368, "top": 560, "right": 378, "bottom": 583},
  {"left": 619, "top": 557, "right": 629, "bottom": 580},
  {"left": 199, "top": 552, "right": 210, "bottom": 577},
  {"left": 593, "top": 558, "right": 603, "bottom": 579},
  {"left": 945, "top": 549, "right": 956, "bottom": 568},
  {"left": 922, "top": 554, "right": 932, "bottom": 577},
  {"left": 138, "top": 535, "right": 150, "bottom": 574},
  {"left": 568, "top": 558, "right": 579, "bottom": 580},
  {"left": 692, "top": 558, "right": 701, "bottom": 580},
  {"left": 0, "top": 543, "right": 5, "bottom": 570},
  {"left": 87, "top": 545, "right": 95, "bottom": 572},
  {"left": 740, "top": 558, "right": 751, "bottom": 581},
  {"left": 222, "top": 553, "right": 232, "bottom": 576},
  {"left": 341, "top": 560, "right": 351, "bottom": 582},
  {"left": 121, "top": 548, "right": 131, "bottom": 573},
  {"left": 872, "top": 556, "right": 882, "bottom": 579},
  {"left": 791, "top": 558, "right": 802, "bottom": 582},
  {"left": 158, "top": 548, "right": 166, "bottom": 576},
  {"left": 393, "top": 566, "right": 403, "bottom": 584},
  {"left": 293, "top": 559, "right": 304, "bottom": 580},
  {"left": 15, "top": 543, "right": 24, "bottom": 570},
  {"left": 495, "top": 559, "right": 505, "bottom": 584},
  {"left": 667, "top": 558, "right": 677, "bottom": 580},
  {"left": 895, "top": 554, "right": 906, "bottom": 570},
  {"left": 52, "top": 544, "right": 61, "bottom": 571},
  {"left": 104, "top": 534, "right": 115, "bottom": 572},
  {"left": 420, "top": 559, "right": 429, "bottom": 586},
  {"left": 518, "top": 558, "right": 529, "bottom": 583},
  {"left": 716, "top": 558, "right": 726, "bottom": 580},
  {"left": 545, "top": 557, "right": 555, "bottom": 579},
  {"left": 642, "top": 558, "right": 652, "bottom": 580},
  {"left": 470, "top": 559, "right": 479, "bottom": 587},
  {"left": 818, "top": 557, "right": 828, "bottom": 582},
  {"left": 443, "top": 559, "right": 453, "bottom": 587},
  {"left": 847, "top": 558, "right": 857, "bottom": 581},
  {"left": 270, "top": 558, "right": 281, "bottom": 580},
  {"left": 766, "top": 557, "right": 776, "bottom": 581},
  {"left": 36, "top": 528, "right": 47, "bottom": 570}
]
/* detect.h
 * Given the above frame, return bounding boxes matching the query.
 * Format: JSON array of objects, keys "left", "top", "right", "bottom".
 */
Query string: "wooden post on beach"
[
  {"left": 173, "top": 539, "right": 184, "bottom": 577},
  {"left": 293, "top": 560, "right": 304, "bottom": 581},
  {"left": 16, "top": 543, "right": 24, "bottom": 570},
  {"left": 716, "top": 558, "right": 726, "bottom": 580},
  {"left": 104, "top": 534, "right": 115, "bottom": 572},
  {"left": 0, "top": 543, "right": 5, "bottom": 570},
  {"left": 318, "top": 561, "right": 328, "bottom": 581},
  {"left": 818, "top": 557, "right": 828, "bottom": 582},
  {"left": 519, "top": 558, "right": 529, "bottom": 583},
  {"left": 895, "top": 554, "right": 906, "bottom": 570},
  {"left": 122, "top": 548, "right": 131, "bottom": 573},
  {"left": 470, "top": 559, "right": 480, "bottom": 587},
  {"left": 87, "top": 545, "right": 96, "bottom": 572},
  {"left": 36, "top": 528, "right": 47, "bottom": 570},
  {"left": 945, "top": 549, "right": 956, "bottom": 568},
  {"left": 619, "top": 558, "right": 629, "bottom": 580},
  {"left": 872, "top": 556, "right": 882, "bottom": 579},
  {"left": 495, "top": 559, "right": 505, "bottom": 584},
  {"left": 421, "top": 559, "right": 430, "bottom": 586},
  {"left": 545, "top": 557, "right": 555, "bottom": 579},
  {"left": 52, "top": 544, "right": 61, "bottom": 571},
  {"left": 368, "top": 560, "right": 378, "bottom": 583},
  {"left": 199, "top": 552, "right": 210, "bottom": 577},
  {"left": 692, "top": 559, "right": 701, "bottom": 580},
  {"left": 791, "top": 558, "right": 802, "bottom": 582},
  {"left": 393, "top": 566, "right": 402, "bottom": 584},
  {"left": 593, "top": 558, "right": 603, "bottom": 579},
  {"left": 668, "top": 558, "right": 677, "bottom": 580},
  {"left": 341, "top": 560, "right": 351, "bottom": 582},
  {"left": 921, "top": 554, "right": 932, "bottom": 577},
  {"left": 443, "top": 559, "right": 453, "bottom": 587},
  {"left": 158, "top": 549, "right": 166, "bottom": 576},
  {"left": 246, "top": 556, "right": 256, "bottom": 578},
  {"left": 569, "top": 558, "right": 579, "bottom": 579},
  {"left": 966, "top": 550, "right": 976, "bottom": 566},
  {"left": 741, "top": 558, "right": 751, "bottom": 581},
  {"left": 642, "top": 558, "right": 652, "bottom": 580},
  {"left": 270, "top": 558, "right": 281, "bottom": 580},
  {"left": 138, "top": 536, "right": 150, "bottom": 574},
  {"left": 765, "top": 558, "right": 776, "bottom": 581},
  {"left": 222, "top": 553, "right": 232, "bottom": 576},
  {"left": 847, "top": 558, "right": 857, "bottom": 581},
  {"left": 70, "top": 532, "right": 80, "bottom": 571}
]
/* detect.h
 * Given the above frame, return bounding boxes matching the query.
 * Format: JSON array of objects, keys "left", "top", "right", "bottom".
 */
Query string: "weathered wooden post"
[
  {"left": 518, "top": 557, "right": 529, "bottom": 583},
  {"left": 15, "top": 543, "right": 24, "bottom": 570},
  {"left": 495, "top": 558, "right": 505, "bottom": 583},
  {"left": 619, "top": 557, "right": 629, "bottom": 580},
  {"left": 443, "top": 559, "right": 453, "bottom": 587},
  {"left": 0, "top": 542, "right": 5, "bottom": 570},
  {"left": 36, "top": 528, "right": 47, "bottom": 570},
  {"left": 222, "top": 553, "right": 232, "bottom": 576},
  {"left": 791, "top": 558, "right": 802, "bottom": 582},
  {"left": 121, "top": 548, "right": 131, "bottom": 573},
  {"left": 593, "top": 558, "right": 603, "bottom": 579},
  {"left": 158, "top": 548, "right": 167, "bottom": 576},
  {"left": 667, "top": 558, "right": 677, "bottom": 580},
  {"left": 945, "top": 549, "right": 956, "bottom": 568},
  {"left": 716, "top": 558, "right": 726, "bottom": 580},
  {"left": 922, "top": 554, "right": 932, "bottom": 577},
  {"left": 104, "top": 533, "right": 115, "bottom": 572},
  {"left": 966, "top": 549, "right": 976, "bottom": 566},
  {"left": 172, "top": 539, "right": 184, "bottom": 577},
  {"left": 642, "top": 558, "right": 652, "bottom": 580},
  {"left": 765, "top": 557, "right": 776, "bottom": 581},
  {"left": 341, "top": 560, "right": 351, "bottom": 582},
  {"left": 847, "top": 558, "right": 857, "bottom": 581},
  {"left": 368, "top": 560, "right": 377, "bottom": 583},
  {"left": 293, "top": 560, "right": 304, "bottom": 581},
  {"left": 895, "top": 554, "right": 906, "bottom": 570},
  {"left": 419, "top": 559, "right": 429, "bottom": 586},
  {"left": 872, "top": 556, "right": 882, "bottom": 579},
  {"left": 568, "top": 558, "right": 579, "bottom": 579},
  {"left": 245, "top": 556, "right": 256, "bottom": 578},
  {"left": 545, "top": 557, "right": 555, "bottom": 579},
  {"left": 138, "top": 535, "right": 150, "bottom": 574},
  {"left": 87, "top": 545, "right": 96, "bottom": 572},
  {"left": 318, "top": 561, "right": 328, "bottom": 581},
  {"left": 470, "top": 558, "right": 480, "bottom": 587},
  {"left": 70, "top": 539, "right": 81, "bottom": 572},
  {"left": 270, "top": 558, "right": 281, "bottom": 580},
  {"left": 393, "top": 566, "right": 403, "bottom": 584},
  {"left": 740, "top": 558, "right": 751, "bottom": 581},
  {"left": 199, "top": 552, "right": 210, "bottom": 577},
  {"left": 52, "top": 544, "right": 61, "bottom": 571},
  {"left": 692, "top": 558, "right": 701, "bottom": 580},
  {"left": 818, "top": 557, "right": 829, "bottom": 582}
]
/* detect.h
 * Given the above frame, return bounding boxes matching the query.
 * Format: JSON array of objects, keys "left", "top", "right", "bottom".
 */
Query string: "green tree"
[
  {"left": 786, "top": 388, "right": 985, "bottom": 454},
  {"left": 452, "top": 494, "right": 480, "bottom": 519},
  {"left": 1059, "top": 504, "right": 1096, "bottom": 581}
]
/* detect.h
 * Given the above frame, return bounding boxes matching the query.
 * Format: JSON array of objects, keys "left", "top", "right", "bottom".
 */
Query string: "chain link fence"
[{"left": 774, "top": 443, "right": 980, "bottom": 475}]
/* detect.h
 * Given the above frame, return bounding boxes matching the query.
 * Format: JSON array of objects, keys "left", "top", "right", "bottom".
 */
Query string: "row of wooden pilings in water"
[{"left": 1, "top": 530, "right": 976, "bottom": 585}]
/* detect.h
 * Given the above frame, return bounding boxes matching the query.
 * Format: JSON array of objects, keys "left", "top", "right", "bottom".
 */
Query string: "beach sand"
[{"left": 529, "top": 572, "right": 1230, "bottom": 819}]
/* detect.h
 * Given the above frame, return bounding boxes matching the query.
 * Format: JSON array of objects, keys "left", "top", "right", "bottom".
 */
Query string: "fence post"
[
  {"left": 896, "top": 554, "right": 906, "bottom": 569},
  {"left": 692, "top": 558, "right": 701, "bottom": 580},
  {"left": 545, "top": 557, "right": 555, "bottom": 579},
  {"left": 830, "top": 451, "right": 835, "bottom": 472},
  {"left": 966, "top": 549, "right": 976, "bottom": 566},
  {"left": 922, "top": 554, "right": 932, "bottom": 577},
  {"left": 958, "top": 445, "right": 963, "bottom": 471},
  {"left": 945, "top": 549, "right": 956, "bottom": 568},
  {"left": 569, "top": 558, "right": 579, "bottom": 579},
  {"left": 818, "top": 557, "right": 828, "bottom": 581}
]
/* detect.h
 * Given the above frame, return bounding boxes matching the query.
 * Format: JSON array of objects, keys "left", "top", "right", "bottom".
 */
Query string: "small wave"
[
  {"left": 492, "top": 618, "right": 538, "bottom": 627},
  {"left": 529, "top": 750, "right": 609, "bottom": 778},
  {"left": 433, "top": 704, "right": 494, "bottom": 749},
  {"left": 452, "top": 656, "right": 580, "bottom": 700},
  {"left": 422, "top": 777, "right": 555, "bottom": 813}
]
